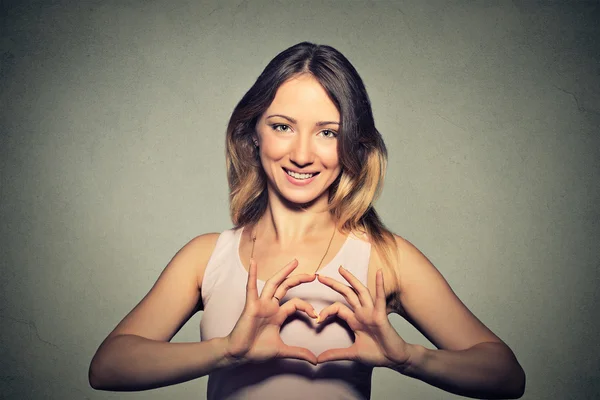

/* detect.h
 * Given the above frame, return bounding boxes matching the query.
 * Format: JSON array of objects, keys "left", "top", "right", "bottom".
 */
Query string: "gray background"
[{"left": 1, "top": 0, "right": 598, "bottom": 399}]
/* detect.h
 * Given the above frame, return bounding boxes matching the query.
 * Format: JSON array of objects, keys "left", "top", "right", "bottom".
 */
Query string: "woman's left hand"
[{"left": 315, "top": 266, "right": 413, "bottom": 369}]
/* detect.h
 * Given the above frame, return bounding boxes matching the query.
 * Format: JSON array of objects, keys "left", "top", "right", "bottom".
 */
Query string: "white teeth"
[{"left": 286, "top": 169, "right": 315, "bottom": 180}]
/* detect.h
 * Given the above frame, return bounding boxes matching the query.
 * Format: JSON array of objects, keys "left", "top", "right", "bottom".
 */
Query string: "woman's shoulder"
[
  {"left": 187, "top": 232, "right": 222, "bottom": 252},
  {"left": 190, "top": 228, "right": 247, "bottom": 283},
  {"left": 347, "top": 229, "right": 370, "bottom": 243},
  {"left": 178, "top": 231, "right": 231, "bottom": 289},
  {"left": 347, "top": 229, "right": 411, "bottom": 250},
  {"left": 187, "top": 228, "right": 243, "bottom": 262},
  {"left": 173, "top": 232, "right": 220, "bottom": 270},
  {"left": 186, "top": 227, "right": 241, "bottom": 248}
]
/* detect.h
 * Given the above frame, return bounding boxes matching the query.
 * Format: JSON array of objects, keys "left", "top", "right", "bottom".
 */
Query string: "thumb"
[
  {"left": 317, "top": 347, "right": 354, "bottom": 364},
  {"left": 278, "top": 345, "right": 317, "bottom": 365}
]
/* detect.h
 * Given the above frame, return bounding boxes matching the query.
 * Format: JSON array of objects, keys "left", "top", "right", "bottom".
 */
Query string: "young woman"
[{"left": 89, "top": 42, "right": 525, "bottom": 399}]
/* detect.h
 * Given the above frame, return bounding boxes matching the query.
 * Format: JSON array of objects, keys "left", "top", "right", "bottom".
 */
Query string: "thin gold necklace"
[{"left": 250, "top": 222, "right": 337, "bottom": 274}]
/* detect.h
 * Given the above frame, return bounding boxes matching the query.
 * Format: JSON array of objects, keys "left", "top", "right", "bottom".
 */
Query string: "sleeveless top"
[{"left": 200, "top": 227, "right": 374, "bottom": 399}]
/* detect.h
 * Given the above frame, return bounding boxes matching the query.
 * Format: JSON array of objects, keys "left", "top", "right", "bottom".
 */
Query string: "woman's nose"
[{"left": 289, "top": 135, "right": 314, "bottom": 168}]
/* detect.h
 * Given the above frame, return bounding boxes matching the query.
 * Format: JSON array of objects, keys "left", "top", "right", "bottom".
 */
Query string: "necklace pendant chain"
[{"left": 250, "top": 223, "right": 337, "bottom": 274}]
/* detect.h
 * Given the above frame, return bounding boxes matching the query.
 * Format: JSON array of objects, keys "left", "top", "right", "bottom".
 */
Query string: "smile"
[
  {"left": 286, "top": 170, "right": 314, "bottom": 179},
  {"left": 283, "top": 168, "right": 319, "bottom": 180},
  {"left": 282, "top": 167, "right": 320, "bottom": 185}
]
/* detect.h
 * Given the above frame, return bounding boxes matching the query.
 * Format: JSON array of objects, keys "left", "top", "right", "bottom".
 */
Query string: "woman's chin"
[
  {"left": 283, "top": 195, "right": 319, "bottom": 207},
  {"left": 274, "top": 189, "right": 328, "bottom": 209}
]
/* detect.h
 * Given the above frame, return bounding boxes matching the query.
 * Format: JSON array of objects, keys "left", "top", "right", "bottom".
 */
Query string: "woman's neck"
[{"left": 254, "top": 190, "right": 337, "bottom": 249}]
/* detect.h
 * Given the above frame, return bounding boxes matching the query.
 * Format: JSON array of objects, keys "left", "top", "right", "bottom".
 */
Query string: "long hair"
[{"left": 225, "top": 42, "right": 398, "bottom": 275}]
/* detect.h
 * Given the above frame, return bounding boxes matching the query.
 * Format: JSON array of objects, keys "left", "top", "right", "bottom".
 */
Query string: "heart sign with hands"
[
  {"left": 315, "top": 266, "right": 411, "bottom": 369},
  {"left": 225, "top": 258, "right": 319, "bottom": 365}
]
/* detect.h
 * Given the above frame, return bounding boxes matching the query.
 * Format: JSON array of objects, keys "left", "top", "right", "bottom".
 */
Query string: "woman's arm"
[
  {"left": 89, "top": 334, "right": 235, "bottom": 391},
  {"left": 89, "top": 233, "right": 229, "bottom": 391},
  {"left": 390, "top": 235, "right": 526, "bottom": 399},
  {"left": 89, "top": 234, "right": 319, "bottom": 391},
  {"left": 316, "top": 235, "right": 525, "bottom": 399},
  {"left": 396, "top": 341, "right": 524, "bottom": 399}
]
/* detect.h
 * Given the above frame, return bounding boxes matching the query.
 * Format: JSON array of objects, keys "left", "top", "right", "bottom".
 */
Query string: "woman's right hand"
[{"left": 225, "top": 258, "right": 318, "bottom": 365}]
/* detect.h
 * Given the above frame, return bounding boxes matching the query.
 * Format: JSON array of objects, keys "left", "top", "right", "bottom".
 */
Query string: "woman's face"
[{"left": 255, "top": 74, "right": 342, "bottom": 206}]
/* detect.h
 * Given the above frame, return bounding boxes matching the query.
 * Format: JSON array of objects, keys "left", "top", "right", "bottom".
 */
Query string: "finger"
[
  {"left": 279, "top": 297, "right": 318, "bottom": 321},
  {"left": 278, "top": 345, "right": 317, "bottom": 365},
  {"left": 338, "top": 266, "right": 374, "bottom": 308},
  {"left": 273, "top": 273, "right": 316, "bottom": 301},
  {"left": 261, "top": 259, "right": 298, "bottom": 299},
  {"left": 317, "top": 346, "right": 356, "bottom": 363},
  {"left": 245, "top": 259, "right": 258, "bottom": 300},
  {"left": 316, "top": 274, "right": 362, "bottom": 310},
  {"left": 375, "top": 269, "right": 386, "bottom": 311},
  {"left": 317, "top": 301, "right": 357, "bottom": 326}
]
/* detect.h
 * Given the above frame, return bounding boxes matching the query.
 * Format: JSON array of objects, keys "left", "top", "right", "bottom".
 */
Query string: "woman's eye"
[
  {"left": 320, "top": 130, "right": 338, "bottom": 138},
  {"left": 272, "top": 124, "right": 291, "bottom": 133}
]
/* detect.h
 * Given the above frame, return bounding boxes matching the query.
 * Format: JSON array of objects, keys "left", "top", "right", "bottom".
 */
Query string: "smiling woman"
[
  {"left": 89, "top": 42, "right": 525, "bottom": 399},
  {"left": 255, "top": 75, "right": 342, "bottom": 206}
]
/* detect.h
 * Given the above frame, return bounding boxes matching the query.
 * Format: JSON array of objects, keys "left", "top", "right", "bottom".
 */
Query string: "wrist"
[
  {"left": 211, "top": 337, "right": 244, "bottom": 369},
  {"left": 391, "top": 343, "right": 427, "bottom": 375}
]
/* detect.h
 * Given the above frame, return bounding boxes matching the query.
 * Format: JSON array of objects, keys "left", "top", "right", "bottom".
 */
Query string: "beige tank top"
[{"left": 200, "top": 227, "right": 373, "bottom": 399}]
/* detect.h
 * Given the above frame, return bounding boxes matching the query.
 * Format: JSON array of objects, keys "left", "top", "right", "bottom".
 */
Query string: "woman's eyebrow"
[
  {"left": 266, "top": 114, "right": 339, "bottom": 126},
  {"left": 266, "top": 114, "right": 297, "bottom": 123},
  {"left": 316, "top": 120, "right": 340, "bottom": 126}
]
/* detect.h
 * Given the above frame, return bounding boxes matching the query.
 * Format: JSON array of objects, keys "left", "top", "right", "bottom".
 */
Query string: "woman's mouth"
[
  {"left": 282, "top": 167, "right": 319, "bottom": 185},
  {"left": 284, "top": 168, "right": 317, "bottom": 180}
]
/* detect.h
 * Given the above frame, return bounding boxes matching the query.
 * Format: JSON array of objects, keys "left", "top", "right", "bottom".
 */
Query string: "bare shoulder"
[
  {"left": 392, "top": 233, "right": 424, "bottom": 258},
  {"left": 390, "top": 232, "right": 448, "bottom": 298},
  {"left": 183, "top": 232, "right": 221, "bottom": 251},
  {"left": 389, "top": 233, "right": 502, "bottom": 349},
  {"left": 184, "top": 232, "right": 221, "bottom": 290},
  {"left": 103, "top": 232, "right": 221, "bottom": 343},
  {"left": 393, "top": 232, "right": 429, "bottom": 261},
  {"left": 390, "top": 233, "right": 444, "bottom": 289}
]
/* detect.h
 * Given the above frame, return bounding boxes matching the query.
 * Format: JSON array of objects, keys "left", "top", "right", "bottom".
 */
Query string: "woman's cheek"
[{"left": 320, "top": 148, "right": 340, "bottom": 169}]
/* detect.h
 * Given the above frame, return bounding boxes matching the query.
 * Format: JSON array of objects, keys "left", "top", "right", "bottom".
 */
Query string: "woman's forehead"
[{"left": 264, "top": 75, "right": 340, "bottom": 123}]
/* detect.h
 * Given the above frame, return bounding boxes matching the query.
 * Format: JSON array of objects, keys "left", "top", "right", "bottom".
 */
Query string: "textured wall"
[{"left": 1, "top": 1, "right": 598, "bottom": 399}]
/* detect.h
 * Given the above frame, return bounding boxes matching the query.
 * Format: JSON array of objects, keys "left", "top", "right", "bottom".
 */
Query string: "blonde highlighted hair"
[{"left": 226, "top": 42, "right": 398, "bottom": 279}]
